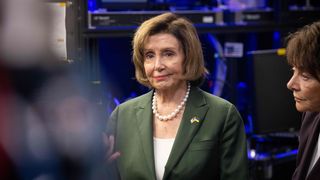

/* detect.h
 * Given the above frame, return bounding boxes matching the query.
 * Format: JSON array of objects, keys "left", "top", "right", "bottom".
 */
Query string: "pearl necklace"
[{"left": 152, "top": 83, "right": 191, "bottom": 121}]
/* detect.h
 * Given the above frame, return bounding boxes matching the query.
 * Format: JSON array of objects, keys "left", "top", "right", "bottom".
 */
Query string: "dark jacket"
[{"left": 292, "top": 112, "right": 320, "bottom": 180}]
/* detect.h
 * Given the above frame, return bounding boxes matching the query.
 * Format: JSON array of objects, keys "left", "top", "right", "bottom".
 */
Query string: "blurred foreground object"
[{"left": 0, "top": 0, "right": 113, "bottom": 179}]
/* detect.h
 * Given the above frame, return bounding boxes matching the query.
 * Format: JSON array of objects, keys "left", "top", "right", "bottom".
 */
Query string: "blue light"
[
  {"left": 246, "top": 114, "right": 253, "bottom": 134},
  {"left": 88, "top": 0, "right": 97, "bottom": 12},
  {"left": 113, "top": 97, "right": 120, "bottom": 106},
  {"left": 273, "top": 31, "right": 280, "bottom": 41},
  {"left": 273, "top": 149, "right": 298, "bottom": 159},
  {"left": 272, "top": 31, "right": 281, "bottom": 48},
  {"left": 250, "top": 149, "right": 256, "bottom": 158}
]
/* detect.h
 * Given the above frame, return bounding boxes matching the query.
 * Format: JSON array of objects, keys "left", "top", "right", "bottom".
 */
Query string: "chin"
[
  {"left": 295, "top": 105, "right": 310, "bottom": 112},
  {"left": 154, "top": 85, "right": 171, "bottom": 91},
  {"left": 296, "top": 108, "right": 306, "bottom": 112},
  {"left": 295, "top": 103, "right": 305, "bottom": 112},
  {"left": 152, "top": 82, "right": 171, "bottom": 90}
]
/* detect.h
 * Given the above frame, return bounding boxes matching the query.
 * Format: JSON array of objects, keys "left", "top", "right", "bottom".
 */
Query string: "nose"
[
  {"left": 287, "top": 74, "right": 299, "bottom": 92},
  {"left": 154, "top": 56, "right": 164, "bottom": 71}
]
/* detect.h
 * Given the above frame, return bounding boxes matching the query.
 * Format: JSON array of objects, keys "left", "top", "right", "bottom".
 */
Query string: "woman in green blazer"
[{"left": 105, "top": 12, "right": 248, "bottom": 180}]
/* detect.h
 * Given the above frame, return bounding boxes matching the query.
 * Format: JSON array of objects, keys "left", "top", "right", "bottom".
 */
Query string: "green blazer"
[{"left": 106, "top": 87, "right": 248, "bottom": 180}]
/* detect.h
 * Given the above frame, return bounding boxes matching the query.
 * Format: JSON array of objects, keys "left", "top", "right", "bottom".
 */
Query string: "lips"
[
  {"left": 153, "top": 75, "right": 169, "bottom": 81},
  {"left": 294, "top": 96, "right": 306, "bottom": 102}
]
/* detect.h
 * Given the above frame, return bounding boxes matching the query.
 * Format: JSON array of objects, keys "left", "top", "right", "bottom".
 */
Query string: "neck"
[{"left": 156, "top": 82, "right": 188, "bottom": 104}]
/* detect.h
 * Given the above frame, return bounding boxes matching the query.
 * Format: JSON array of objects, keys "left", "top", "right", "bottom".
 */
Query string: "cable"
[{"left": 206, "top": 33, "right": 227, "bottom": 97}]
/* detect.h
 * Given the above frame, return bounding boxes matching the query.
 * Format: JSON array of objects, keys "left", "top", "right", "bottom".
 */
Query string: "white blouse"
[{"left": 153, "top": 137, "right": 175, "bottom": 180}]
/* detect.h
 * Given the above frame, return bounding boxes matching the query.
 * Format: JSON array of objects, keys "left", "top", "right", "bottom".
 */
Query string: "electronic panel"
[
  {"left": 248, "top": 49, "right": 301, "bottom": 134},
  {"left": 96, "top": 0, "right": 148, "bottom": 11}
]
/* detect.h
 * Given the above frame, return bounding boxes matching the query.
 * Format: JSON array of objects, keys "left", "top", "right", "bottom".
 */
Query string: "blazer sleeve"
[
  {"left": 220, "top": 104, "right": 249, "bottom": 180},
  {"left": 104, "top": 106, "right": 121, "bottom": 180},
  {"left": 106, "top": 106, "right": 119, "bottom": 136}
]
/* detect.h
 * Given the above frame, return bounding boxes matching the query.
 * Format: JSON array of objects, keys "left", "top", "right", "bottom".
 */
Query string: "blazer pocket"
[{"left": 189, "top": 140, "right": 215, "bottom": 151}]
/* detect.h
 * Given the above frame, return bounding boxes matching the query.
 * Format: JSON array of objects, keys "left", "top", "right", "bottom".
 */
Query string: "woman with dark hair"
[
  {"left": 105, "top": 12, "right": 248, "bottom": 180},
  {"left": 286, "top": 21, "right": 320, "bottom": 180}
]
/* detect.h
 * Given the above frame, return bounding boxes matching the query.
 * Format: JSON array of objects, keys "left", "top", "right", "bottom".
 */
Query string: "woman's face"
[
  {"left": 143, "top": 33, "right": 185, "bottom": 91},
  {"left": 287, "top": 67, "right": 320, "bottom": 112}
]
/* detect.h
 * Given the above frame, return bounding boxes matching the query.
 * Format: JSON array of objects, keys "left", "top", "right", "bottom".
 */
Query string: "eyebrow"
[
  {"left": 144, "top": 46, "right": 178, "bottom": 52},
  {"left": 162, "top": 47, "right": 177, "bottom": 51}
]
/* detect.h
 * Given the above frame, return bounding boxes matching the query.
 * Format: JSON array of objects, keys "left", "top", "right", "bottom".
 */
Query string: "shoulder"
[
  {"left": 106, "top": 90, "right": 152, "bottom": 134},
  {"left": 191, "top": 88, "right": 241, "bottom": 123},
  {"left": 195, "top": 88, "right": 235, "bottom": 109},
  {"left": 117, "top": 90, "right": 153, "bottom": 110}
]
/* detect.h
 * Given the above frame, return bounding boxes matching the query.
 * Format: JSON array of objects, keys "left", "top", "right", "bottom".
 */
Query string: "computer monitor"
[{"left": 247, "top": 49, "right": 301, "bottom": 134}]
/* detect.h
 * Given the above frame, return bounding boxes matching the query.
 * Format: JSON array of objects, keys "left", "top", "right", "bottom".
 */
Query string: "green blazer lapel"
[
  {"left": 135, "top": 91, "right": 156, "bottom": 179},
  {"left": 163, "top": 87, "right": 209, "bottom": 179}
]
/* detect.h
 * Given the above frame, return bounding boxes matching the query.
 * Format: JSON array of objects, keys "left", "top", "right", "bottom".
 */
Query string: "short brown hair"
[
  {"left": 286, "top": 21, "right": 320, "bottom": 81},
  {"left": 132, "top": 12, "right": 208, "bottom": 87}
]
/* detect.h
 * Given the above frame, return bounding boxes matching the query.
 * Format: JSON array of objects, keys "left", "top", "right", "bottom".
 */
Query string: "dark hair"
[
  {"left": 285, "top": 21, "right": 320, "bottom": 81},
  {"left": 132, "top": 12, "right": 208, "bottom": 87}
]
